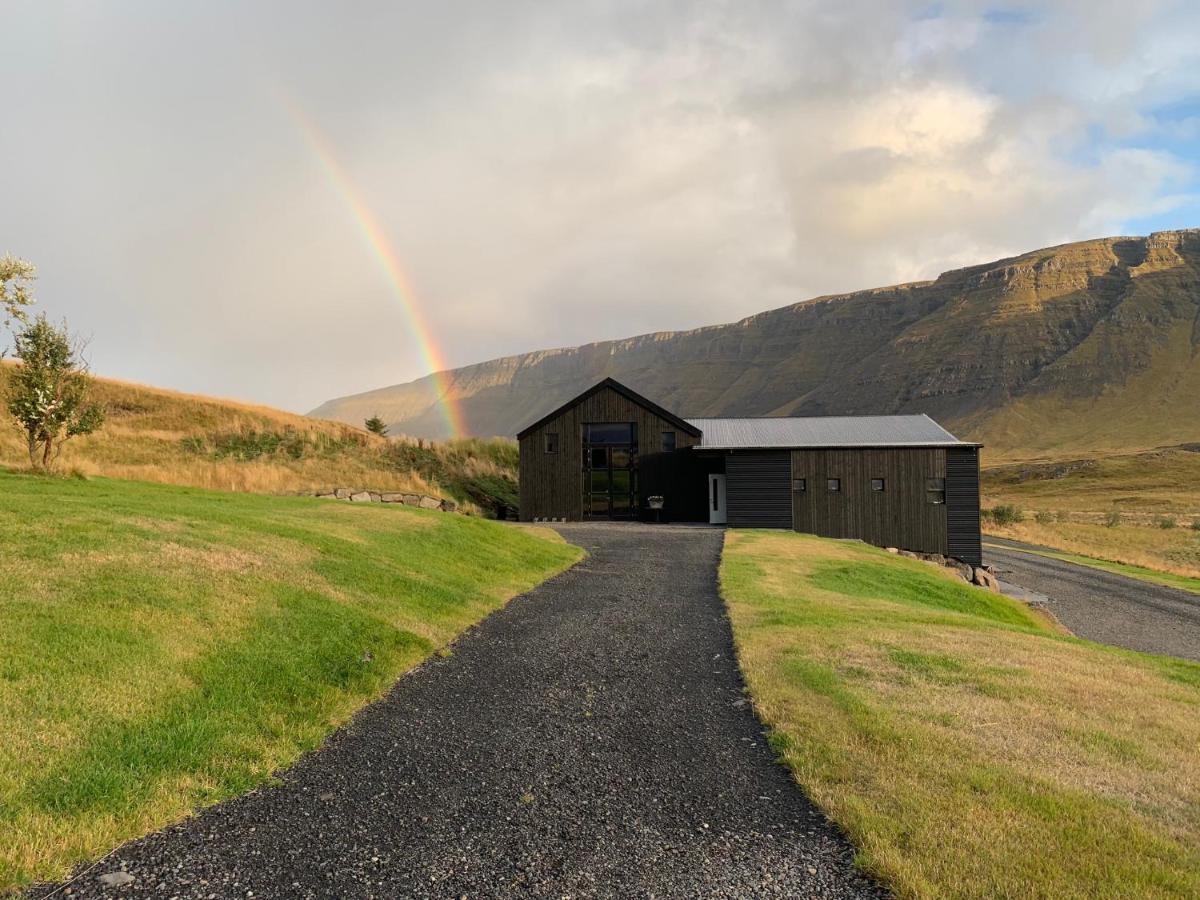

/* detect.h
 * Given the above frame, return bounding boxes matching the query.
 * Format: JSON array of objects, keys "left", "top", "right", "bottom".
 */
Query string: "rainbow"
[{"left": 280, "top": 93, "right": 466, "bottom": 438}]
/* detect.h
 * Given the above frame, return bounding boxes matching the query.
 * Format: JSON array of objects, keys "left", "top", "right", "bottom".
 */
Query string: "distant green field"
[
  {"left": 722, "top": 530, "right": 1200, "bottom": 900},
  {"left": 0, "top": 471, "right": 580, "bottom": 891},
  {"left": 981, "top": 445, "right": 1200, "bottom": 580}
]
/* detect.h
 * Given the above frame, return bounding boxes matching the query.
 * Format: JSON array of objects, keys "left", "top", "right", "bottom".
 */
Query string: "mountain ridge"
[{"left": 310, "top": 229, "right": 1200, "bottom": 459}]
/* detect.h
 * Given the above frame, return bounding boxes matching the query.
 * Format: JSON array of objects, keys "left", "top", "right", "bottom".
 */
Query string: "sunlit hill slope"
[
  {"left": 0, "top": 366, "right": 518, "bottom": 515},
  {"left": 313, "top": 230, "right": 1200, "bottom": 461}
]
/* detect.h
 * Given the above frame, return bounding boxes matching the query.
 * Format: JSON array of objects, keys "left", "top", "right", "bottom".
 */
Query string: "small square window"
[
  {"left": 661, "top": 431, "right": 676, "bottom": 452},
  {"left": 827, "top": 478, "right": 841, "bottom": 492},
  {"left": 792, "top": 478, "right": 806, "bottom": 493},
  {"left": 871, "top": 478, "right": 885, "bottom": 492},
  {"left": 544, "top": 432, "right": 559, "bottom": 453},
  {"left": 926, "top": 477, "right": 946, "bottom": 504}
]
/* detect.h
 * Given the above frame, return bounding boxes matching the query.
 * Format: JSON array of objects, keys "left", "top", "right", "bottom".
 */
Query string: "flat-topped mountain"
[{"left": 311, "top": 230, "right": 1200, "bottom": 458}]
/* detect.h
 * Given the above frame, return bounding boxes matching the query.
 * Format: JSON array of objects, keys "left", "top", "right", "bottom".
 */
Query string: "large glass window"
[
  {"left": 584, "top": 423, "right": 634, "bottom": 444},
  {"left": 583, "top": 422, "right": 637, "bottom": 519}
]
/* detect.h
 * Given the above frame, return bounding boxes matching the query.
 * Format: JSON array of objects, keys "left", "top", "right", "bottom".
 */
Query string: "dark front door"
[{"left": 583, "top": 422, "right": 637, "bottom": 519}]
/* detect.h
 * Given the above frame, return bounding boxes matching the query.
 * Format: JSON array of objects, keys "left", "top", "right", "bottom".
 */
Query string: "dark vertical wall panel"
[
  {"left": 946, "top": 447, "right": 982, "bottom": 565},
  {"left": 726, "top": 452, "right": 793, "bottom": 528},
  {"left": 791, "top": 448, "right": 948, "bottom": 555},
  {"left": 518, "top": 386, "right": 699, "bottom": 520}
]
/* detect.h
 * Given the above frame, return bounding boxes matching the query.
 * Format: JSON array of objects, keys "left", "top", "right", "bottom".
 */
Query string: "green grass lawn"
[
  {"left": 984, "top": 540, "right": 1200, "bottom": 596},
  {"left": 0, "top": 471, "right": 581, "bottom": 892},
  {"left": 721, "top": 531, "right": 1200, "bottom": 900}
]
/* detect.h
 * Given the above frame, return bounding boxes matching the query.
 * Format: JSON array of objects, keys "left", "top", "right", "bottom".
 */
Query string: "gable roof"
[
  {"left": 515, "top": 377, "right": 703, "bottom": 439},
  {"left": 686, "top": 414, "right": 977, "bottom": 449}
]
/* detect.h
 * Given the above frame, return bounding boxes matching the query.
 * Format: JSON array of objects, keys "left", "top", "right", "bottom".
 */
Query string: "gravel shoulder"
[
  {"left": 985, "top": 537, "right": 1200, "bottom": 661},
  {"left": 33, "top": 523, "right": 882, "bottom": 899}
]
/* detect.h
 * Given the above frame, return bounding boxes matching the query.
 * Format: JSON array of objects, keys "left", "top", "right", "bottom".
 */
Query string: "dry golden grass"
[
  {"left": 987, "top": 520, "right": 1200, "bottom": 581},
  {"left": 722, "top": 530, "right": 1200, "bottom": 899},
  {"left": 982, "top": 444, "right": 1200, "bottom": 581},
  {"left": 0, "top": 363, "right": 509, "bottom": 512}
]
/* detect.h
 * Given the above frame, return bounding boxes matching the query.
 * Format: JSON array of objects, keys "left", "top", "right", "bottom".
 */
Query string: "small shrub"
[
  {"left": 1155, "top": 515, "right": 1177, "bottom": 530},
  {"left": 1034, "top": 510, "right": 1055, "bottom": 525},
  {"left": 1191, "top": 518, "right": 1200, "bottom": 532},
  {"left": 990, "top": 505, "right": 1025, "bottom": 527},
  {"left": 6, "top": 315, "right": 105, "bottom": 469},
  {"left": 1104, "top": 510, "right": 1122, "bottom": 528}
]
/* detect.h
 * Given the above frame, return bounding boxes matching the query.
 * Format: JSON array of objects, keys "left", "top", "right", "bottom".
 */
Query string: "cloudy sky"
[{"left": 3, "top": 1, "right": 1198, "bottom": 412}]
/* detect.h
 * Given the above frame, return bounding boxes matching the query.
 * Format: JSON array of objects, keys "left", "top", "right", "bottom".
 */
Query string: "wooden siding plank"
[
  {"left": 726, "top": 452, "right": 792, "bottom": 528},
  {"left": 518, "top": 386, "right": 698, "bottom": 521},
  {"left": 791, "top": 448, "right": 948, "bottom": 554},
  {"left": 946, "top": 447, "right": 982, "bottom": 565}
]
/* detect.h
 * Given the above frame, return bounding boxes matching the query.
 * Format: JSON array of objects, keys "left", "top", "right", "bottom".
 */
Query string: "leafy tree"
[
  {"left": 364, "top": 414, "right": 389, "bottom": 437},
  {"left": 1, "top": 255, "right": 36, "bottom": 354},
  {"left": 6, "top": 315, "right": 105, "bottom": 470}
]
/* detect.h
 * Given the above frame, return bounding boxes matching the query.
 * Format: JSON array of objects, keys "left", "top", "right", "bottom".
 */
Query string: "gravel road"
[
  {"left": 985, "top": 537, "right": 1200, "bottom": 661},
  {"left": 33, "top": 523, "right": 882, "bottom": 899}
]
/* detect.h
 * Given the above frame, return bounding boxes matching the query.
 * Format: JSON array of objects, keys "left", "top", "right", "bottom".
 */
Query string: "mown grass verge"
[
  {"left": 0, "top": 471, "right": 581, "bottom": 891},
  {"left": 721, "top": 530, "right": 1200, "bottom": 900},
  {"left": 984, "top": 540, "right": 1200, "bottom": 596}
]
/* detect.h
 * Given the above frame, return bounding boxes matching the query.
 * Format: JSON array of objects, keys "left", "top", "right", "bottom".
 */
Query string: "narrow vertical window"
[
  {"left": 661, "top": 431, "right": 676, "bottom": 452},
  {"left": 544, "top": 432, "right": 559, "bottom": 453},
  {"left": 926, "top": 477, "right": 946, "bottom": 504}
]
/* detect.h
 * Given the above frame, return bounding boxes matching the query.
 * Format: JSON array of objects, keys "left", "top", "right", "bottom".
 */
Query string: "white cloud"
[{"left": 0, "top": 1, "right": 1196, "bottom": 411}]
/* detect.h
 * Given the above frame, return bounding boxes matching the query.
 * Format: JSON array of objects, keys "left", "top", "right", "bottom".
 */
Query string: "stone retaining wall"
[
  {"left": 312, "top": 488, "right": 458, "bottom": 513},
  {"left": 885, "top": 547, "right": 999, "bottom": 592}
]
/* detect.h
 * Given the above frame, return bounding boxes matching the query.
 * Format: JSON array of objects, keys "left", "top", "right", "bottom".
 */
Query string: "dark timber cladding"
[
  {"left": 946, "top": 447, "right": 983, "bottom": 565},
  {"left": 516, "top": 378, "right": 982, "bottom": 564},
  {"left": 517, "top": 381, "right": 700, "bottom": 521},
  {"left": 726, "top": 453, "right": 793, "bottom": 528},
  {"left": 791, "top": 448, "right": 948, "bottom": 554}
]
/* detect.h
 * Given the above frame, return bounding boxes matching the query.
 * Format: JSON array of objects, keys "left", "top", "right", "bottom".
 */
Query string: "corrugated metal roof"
[{"left": 685, "top": 414, "right": 974, "bottom": 449}]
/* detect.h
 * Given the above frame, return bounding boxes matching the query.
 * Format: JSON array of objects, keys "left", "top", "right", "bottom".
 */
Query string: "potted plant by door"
[{"left": 647, "top": 495, "right": 665, "bottom": 523}]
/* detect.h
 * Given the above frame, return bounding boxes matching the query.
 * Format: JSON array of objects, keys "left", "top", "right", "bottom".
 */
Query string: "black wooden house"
[{"left": 517, "top": 378, "right": 981, "bottom": 564}]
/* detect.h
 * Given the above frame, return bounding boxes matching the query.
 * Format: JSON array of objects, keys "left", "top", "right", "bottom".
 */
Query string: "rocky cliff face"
[{"left": 310, "top": 230, "right": 1200, "bottom": 457}]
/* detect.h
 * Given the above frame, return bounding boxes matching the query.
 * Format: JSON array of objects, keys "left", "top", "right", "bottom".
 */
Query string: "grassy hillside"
[
  {"left": 0, "top": 364, "right": 519, "bottom": 516},
  {"left": 313, "top": 229, "right": 1200, "bottom": 458},
  {"left": 0, "top": 472, "right": 580, "bottom": 891},
  {"left": 722, "top": 531, "right": 1200, "bottom": 899},
  {"left": 981, "top": 445, "right": 1200, "bottom": 578}
]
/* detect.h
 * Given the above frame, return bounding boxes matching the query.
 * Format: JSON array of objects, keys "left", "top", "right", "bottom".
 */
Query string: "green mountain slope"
[{"left": 311, "top": 230, "right": 1200, "bottom": 457}]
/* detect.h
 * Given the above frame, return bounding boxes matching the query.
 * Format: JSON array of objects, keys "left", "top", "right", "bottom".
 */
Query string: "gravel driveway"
[
  {"left": 985, "top": 537, "right": 1200, "bottom": 661},
  {"left": 34, "top": 523, "right": 882, "bottom": 899}
]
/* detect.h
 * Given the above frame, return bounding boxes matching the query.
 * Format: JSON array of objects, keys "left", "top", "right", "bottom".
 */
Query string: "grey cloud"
[{"left": 0, "top": 1, "right": 1197, "bottom": 411}]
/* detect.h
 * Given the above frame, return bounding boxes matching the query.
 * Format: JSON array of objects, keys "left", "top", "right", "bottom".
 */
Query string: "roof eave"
[
  {"left": 516, "top": 377, "right": 703, "bottom": 439},
  {"left": 696, "top": 442, "right": 983, "bottom": 451}
]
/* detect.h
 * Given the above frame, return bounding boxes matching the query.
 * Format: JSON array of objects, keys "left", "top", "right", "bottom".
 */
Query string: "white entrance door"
[{"left": 708, "top": 474, "right": 727, "bottom": 525}]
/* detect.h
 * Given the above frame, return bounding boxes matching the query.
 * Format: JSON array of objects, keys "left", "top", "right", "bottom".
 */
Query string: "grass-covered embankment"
[
  {"left": 0, "top": 363, "right": 521, "bottom": 516},
  {"left": 0, "top": 471, "right": 580, "bottom": 891},
  {"left": 721, "top": 530, "right": 1200, "bottom": 899}
]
